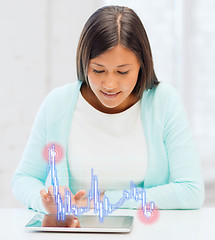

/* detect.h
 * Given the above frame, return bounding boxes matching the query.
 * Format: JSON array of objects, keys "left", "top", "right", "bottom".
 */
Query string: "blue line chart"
[{"left": 48, "top": 144, "right": 155, "bottom": 223}]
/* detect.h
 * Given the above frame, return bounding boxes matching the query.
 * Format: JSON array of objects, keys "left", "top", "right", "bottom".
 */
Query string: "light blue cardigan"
[{"left": 11, "top": 80, "right": 204, "bottom": 213}]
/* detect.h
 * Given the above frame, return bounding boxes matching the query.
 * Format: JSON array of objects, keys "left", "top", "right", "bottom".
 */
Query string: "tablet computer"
[{"left": 25, "top": 214, "right": 133, "bottom": 233}]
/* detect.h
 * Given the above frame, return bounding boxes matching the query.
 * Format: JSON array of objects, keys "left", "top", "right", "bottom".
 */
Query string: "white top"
[{"left": 68, "top": 92, "right": 148, "bottom": 193}]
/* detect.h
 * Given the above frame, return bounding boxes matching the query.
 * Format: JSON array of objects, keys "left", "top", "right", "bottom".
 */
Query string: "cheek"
[
  {"left": 124, "top": 74, "right": 138, "bottom": 90},
  {"left": 87, "top": 73, "right": 99, "bottom": 88}
]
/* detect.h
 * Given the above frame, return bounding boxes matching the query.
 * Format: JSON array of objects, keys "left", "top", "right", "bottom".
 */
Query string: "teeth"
[{"left": 105, "top": 92, "right": 117, "bottom": 95}]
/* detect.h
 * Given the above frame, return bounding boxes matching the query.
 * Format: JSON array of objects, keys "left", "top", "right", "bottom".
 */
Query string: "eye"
[
  {"left": 93, "top": 69, "right": 105, "bottom": 74},
  {"left": 118, "top": 70, "right": 129, "bottom": 75}
]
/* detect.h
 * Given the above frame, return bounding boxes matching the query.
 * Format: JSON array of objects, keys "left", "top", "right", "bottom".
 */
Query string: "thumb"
[
  {"left": 40, "top": 189, "right": 48, "bottom": 200},
  {"left": 74, "top": 190, "right": 86, "bottom": 202},
  {"left": 40, "top": 189, "right": 51, "bottom": 203}
]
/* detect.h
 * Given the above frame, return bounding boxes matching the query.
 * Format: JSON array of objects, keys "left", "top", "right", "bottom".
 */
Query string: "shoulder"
[
  {"left": 141, "top": 82, "right": 184, "bottom": 124},
  {"left": 45, "top": 80, "right": 82, "bottom": 105},
  {"left": 40, "top": 81, "right": 82, "bottom": 119},
  {"left": 142, "top": 82, "right": 182, "bottom": 111},
  {"left": 143, "top": 82, "right": 180, "bottom": 104}
]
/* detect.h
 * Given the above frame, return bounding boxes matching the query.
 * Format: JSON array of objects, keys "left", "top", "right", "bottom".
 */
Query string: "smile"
[{"left": 101, "top": 91, "right": 121, "bottom": 98}]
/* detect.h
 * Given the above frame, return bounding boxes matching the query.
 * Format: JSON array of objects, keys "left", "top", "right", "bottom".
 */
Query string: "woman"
[{"left": 12, "top": 5, "right": 204, "bottom": 220}]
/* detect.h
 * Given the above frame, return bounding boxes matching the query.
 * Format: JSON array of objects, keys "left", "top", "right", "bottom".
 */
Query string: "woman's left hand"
[{"left": 76, "top": 192, "right": 104, "bottom": 208}]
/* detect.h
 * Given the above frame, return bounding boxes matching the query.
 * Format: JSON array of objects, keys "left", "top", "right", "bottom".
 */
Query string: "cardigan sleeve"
[
  {"left": 11, "top": 98, "right": 48, "bottom": 213},
  {"left": 105, "top": 86, "right": 205, "bottom": 210},
  {"left": 11, "top": 82, "right": 80, "bottom": 213}
]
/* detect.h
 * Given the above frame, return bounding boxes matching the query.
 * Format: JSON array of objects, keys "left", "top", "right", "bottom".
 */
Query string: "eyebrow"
[{"left": 91, "top": 63, "right": 131, "bottom": 68}]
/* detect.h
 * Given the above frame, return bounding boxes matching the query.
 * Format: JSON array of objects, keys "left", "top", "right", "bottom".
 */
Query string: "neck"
[{"left": 80, "top": 83, "right": 139, "bottom": 114}]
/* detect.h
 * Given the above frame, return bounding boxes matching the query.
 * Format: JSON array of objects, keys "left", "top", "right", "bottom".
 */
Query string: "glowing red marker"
[
  {"left": 137, "top": 204, "right": 159, "bottom": 224},
  {"left": 42, "top": 142, "right": 64, "bottom": 163}
]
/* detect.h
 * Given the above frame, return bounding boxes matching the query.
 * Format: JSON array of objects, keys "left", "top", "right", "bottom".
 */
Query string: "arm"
[{"left": 105, "top": 87, "right": 205, "bottom": 210}]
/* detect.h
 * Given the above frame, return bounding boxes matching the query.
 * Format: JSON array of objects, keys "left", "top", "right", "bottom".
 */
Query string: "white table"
[{"left": 0, "top": 208, "right": 214, "bottom": 240}]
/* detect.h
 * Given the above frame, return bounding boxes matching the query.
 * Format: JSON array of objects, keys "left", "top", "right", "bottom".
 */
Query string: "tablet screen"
[{"left": 25, "top": 214, "right": 133, "bottom": 233}]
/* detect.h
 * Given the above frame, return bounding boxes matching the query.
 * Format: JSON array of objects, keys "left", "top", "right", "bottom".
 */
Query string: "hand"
[
  {"left": 76, "top": 192, "right": 105, "bottom": 208},
  {"left": 40, "top": 186, "right": 86, "bottom": 215},
  {"left": 42, "top": 214, "right": 80, "bottom": 228}
]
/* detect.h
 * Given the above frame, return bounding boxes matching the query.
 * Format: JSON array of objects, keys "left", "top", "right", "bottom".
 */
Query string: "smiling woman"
[
  {"left": 12, "top": 5, "right": 204, "bottom": 222},
  {"left": 82, "top": 44, "right": 141, "bottom": 113},
  {"left": 76, "top": 6, "right": 159, "bottom": 114},
  {"left": 76, "top": 6, "right": 159, "bottom": 99}
]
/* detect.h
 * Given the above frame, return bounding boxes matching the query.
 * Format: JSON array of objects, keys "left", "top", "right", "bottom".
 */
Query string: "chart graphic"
[{"left": 48, "top": 144, "right": 156, "bottom": 223}]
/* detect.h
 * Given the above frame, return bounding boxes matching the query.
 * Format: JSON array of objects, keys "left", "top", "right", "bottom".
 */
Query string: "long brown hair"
[{"left": 76, "top": 5, "right": 159, "bottom": 98}]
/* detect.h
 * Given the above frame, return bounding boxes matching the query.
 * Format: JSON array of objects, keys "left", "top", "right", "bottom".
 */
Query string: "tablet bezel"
[{"left": 25, "top": 214, "right": 134, "bottom": 233}]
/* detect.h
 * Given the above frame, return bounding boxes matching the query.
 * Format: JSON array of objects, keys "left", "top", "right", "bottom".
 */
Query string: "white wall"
[
  {"left": 190, "top": 0, "right": 215, "bottom": 181},
  {"left": 0, "top": 0, "right": 47, "bottom": 208},
  {"left": 0, "top": 0, "right": 214, "bottom": 208}
]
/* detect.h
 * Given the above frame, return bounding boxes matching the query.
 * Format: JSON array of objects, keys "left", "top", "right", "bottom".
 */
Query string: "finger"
[
  {"left": 48, "top": 185, "right": 54, "bottom": 196},
  {"left": 66, "top": 186, "right": 72, "bottom": 193},
  {"left": 74, "top": 190, "right": 86, "bottom": 201},
  {"left": 70, "top": 192, "right": 75, "bottom": 206},
  {"left": 71, "top": 218, "right": 80, "bottom": 228},
  {"left": 64, "top": 187, "right": 76, "bottom": 206},
  {"left": 40, "top": 189, "right": 47, "bottom": 198},
  {"left": 47, "top": 185, "right": 57, "bottom": 203},
  {"left": 58, "top": 186, "right": 67, "bottom": 202},
  {"left": 40, "top": 189, "right": 49, "bottom": 202}
]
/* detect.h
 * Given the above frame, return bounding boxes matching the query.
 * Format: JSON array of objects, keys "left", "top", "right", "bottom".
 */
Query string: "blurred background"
[{"left": 0, "top": 0, "right": 214, "bottom": 208}]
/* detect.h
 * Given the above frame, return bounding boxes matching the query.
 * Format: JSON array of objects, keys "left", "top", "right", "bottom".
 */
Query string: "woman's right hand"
[
  {"left": 42, "top": 214, "right": 80, "bottom": 228},
  {"left": 40, "top": 186, "right": 86, "bottom": 215}
]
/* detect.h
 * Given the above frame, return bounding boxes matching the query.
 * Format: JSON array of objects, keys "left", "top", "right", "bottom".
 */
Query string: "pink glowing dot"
[
  {"left": 42, "top": 142, "right": 64, "bottom": 163},
  {"left": 137, "top": 204, "right": 160, "bottom": 225}
]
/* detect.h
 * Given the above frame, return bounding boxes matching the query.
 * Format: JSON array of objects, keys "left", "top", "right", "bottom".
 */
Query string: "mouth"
[{"left": 101, "top": 90, "right": 121, "bottom": 98}]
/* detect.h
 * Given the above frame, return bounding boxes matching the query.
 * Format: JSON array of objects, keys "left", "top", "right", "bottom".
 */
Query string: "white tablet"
[{"left": 25, "top": 214, "right": 133, "bottom": 233}]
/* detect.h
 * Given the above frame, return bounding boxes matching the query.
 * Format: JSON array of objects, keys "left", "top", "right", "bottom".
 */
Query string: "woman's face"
[{"left": 87, "top": 44, "right": 140, "bottom": 113}]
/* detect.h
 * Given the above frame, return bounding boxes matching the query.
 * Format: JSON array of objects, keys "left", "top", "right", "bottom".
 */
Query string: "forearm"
[
  {"left": 11, "top": 172, "right": 48, "bottom": 213},
  {"left": 104, "top": 180, "right": 204, "bottom": 210}
]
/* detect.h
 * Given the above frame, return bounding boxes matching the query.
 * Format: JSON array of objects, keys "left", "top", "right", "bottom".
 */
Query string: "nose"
[{"left": 102, "top": 75, "right": 118, "bottom": 90}]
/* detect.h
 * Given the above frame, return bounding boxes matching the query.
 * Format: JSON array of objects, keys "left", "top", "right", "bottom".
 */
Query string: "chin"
[
  {"left": 100, "top": 102, "right": 119, "bottom": 109},
  {"left": 102, "top": 101, "right": 126, "bottom": 111}
]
